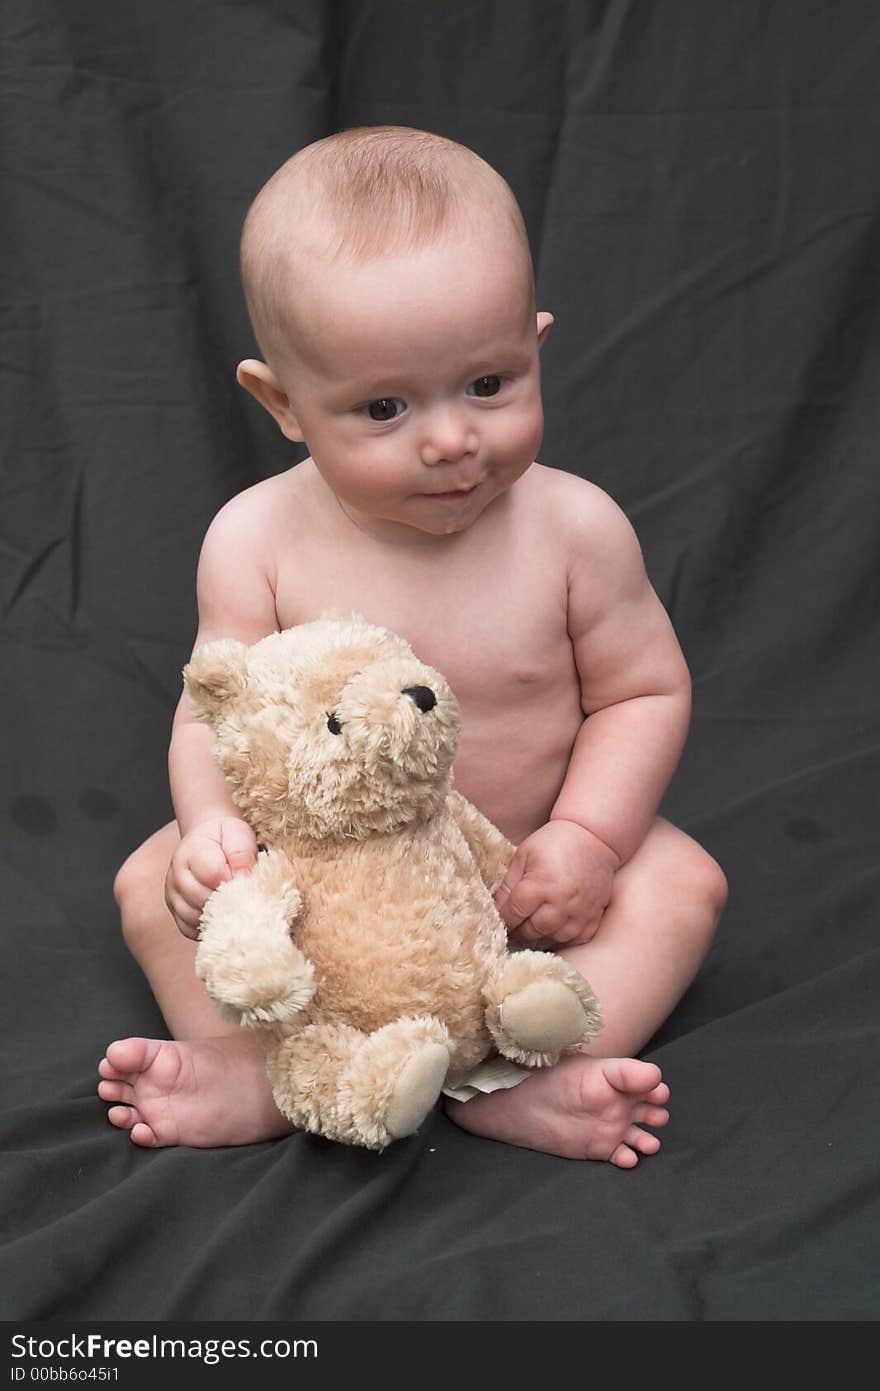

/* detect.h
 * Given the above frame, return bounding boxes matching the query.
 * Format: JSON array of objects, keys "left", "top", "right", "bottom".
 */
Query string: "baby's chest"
[
  {"left": 416, "top": 603, "right": 574, "bottom": 716},
  {"left": 276, "top": 542, "right": 575, "bottom": 713}
]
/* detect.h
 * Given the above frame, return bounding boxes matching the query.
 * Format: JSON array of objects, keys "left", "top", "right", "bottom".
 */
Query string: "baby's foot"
[
  {"left": 97, "top": 1035, "right": 295, "bottom": 1148},
  {"left": 444, "top": 1055, "right": 669, "bottom": 1166}
]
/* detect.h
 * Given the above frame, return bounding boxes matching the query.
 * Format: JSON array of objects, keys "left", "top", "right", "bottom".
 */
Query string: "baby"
[{"left": 98, "top": 126, "right": 727, "bottom": 1164}]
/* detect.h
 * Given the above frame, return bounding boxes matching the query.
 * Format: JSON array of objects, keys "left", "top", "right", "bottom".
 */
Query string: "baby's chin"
[
  {"left": 409, "top": 508, "right": 487, "bottom": 539},
  {"left": 403, "top": 481, "right": 506, "bottom": 535},
  {"left": 339, "top": 478, "right": 509, "bottom": 543},
  {"left": 413, "top": 506, "right": 481, "bottom": 536}
]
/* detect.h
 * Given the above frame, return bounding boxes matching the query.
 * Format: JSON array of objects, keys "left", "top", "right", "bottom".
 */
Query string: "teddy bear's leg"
[
  {"left": 196, "top": 849, "right": 314, "bottom": 1029},
  {"left": 265, "top": 1016, "right": 452, "bottom": 1151},
  {"left": 483, "top": 951, "right": 603, "bottom": 1068}
]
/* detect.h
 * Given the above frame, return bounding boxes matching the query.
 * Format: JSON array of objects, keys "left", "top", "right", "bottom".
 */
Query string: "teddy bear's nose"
[{"left": 401, "top": 685, "right": 437, "bottom": 713}]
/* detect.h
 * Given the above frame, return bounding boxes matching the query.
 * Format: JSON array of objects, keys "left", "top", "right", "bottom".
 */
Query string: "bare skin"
[
  {"left": 100, "top": 213, "right": 727, "bottom": 1163},
  {"left": 99, "top": 1035, "right": 295, "bottom": 1149}
]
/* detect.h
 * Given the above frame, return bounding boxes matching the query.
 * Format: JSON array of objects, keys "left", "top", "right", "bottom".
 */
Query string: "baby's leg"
[
  {"left": 113, "top": 822, "right": 234, "bottom": 1039},
  {"left": 97, "top": 822, "right": 291, "bottom": 1147},
  {"left": 445, "top": 818, "right": 728, "bottom": 1165}
]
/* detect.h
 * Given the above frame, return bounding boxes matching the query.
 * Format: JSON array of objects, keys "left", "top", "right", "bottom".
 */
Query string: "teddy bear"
[{"left": 183, "top": 613, "right": 602, "bottom": 1150}]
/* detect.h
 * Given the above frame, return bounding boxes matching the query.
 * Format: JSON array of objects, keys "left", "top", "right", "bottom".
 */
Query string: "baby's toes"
[
  {"left": 608, "top": 1142, "right": 639, "bottom": 1169},
  {"left": 603, "top": 1057, "right": 662, "bottom": 1096},
  {"left": 98, "top": 1079, "right": 135, "bottom": 1105},
  {"left": 646, "top": 1081, "right": 670, "bottom": 1106},
  {"left": 632, "top": 1102, "right": 669, "bottom": 1129},
  {"left": 624, "top": 1124, "right": 661, "bottom": 1155},
  {"left": 105, "top": 1105, "right": 159, "bottom": 1148},
  {"left": 98, "top": 1057, "right": 127, "bottom": 1082},
  {"left": 129, "top": 1121, "right": 159, "bottom": 1148},
  {"left": 104, "top": 1037, "right": 159, "bottom": 1078},
  {"left": 106, "top": 1103, "right": 140, "bottom": 1131}
]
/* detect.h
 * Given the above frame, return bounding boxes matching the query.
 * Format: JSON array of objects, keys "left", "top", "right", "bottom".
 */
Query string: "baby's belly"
[{"left": 451, "top": 699, "right": 584, "bottom": 846}]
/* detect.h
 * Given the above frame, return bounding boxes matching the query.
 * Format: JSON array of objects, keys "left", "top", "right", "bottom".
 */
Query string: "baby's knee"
[
  {"left": 643, "top": 822, "right": 728, "bottom": 952},
  {"left": 670, "top": 833, "right": 728, "bottom": 942},
  {"left": 693, "top": 846, "right": 728, "bottom": 921},
  {"left": 114, "top": 822, "right": 179, "bottom": 947},
  {"left": 114, "top": 843, "right": 153, "bottom": 914}
]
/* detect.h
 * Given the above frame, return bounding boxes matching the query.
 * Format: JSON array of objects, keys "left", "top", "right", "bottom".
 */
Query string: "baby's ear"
[
  {"left": 183, "top": 640, "right": 249, "bottom": 724},
  {"left": 236, "top": 360, "right": 305, "bottom": 443}
]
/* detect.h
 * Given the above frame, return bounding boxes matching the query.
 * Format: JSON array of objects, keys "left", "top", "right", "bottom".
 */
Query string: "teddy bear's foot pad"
[
  {"left": 500, "top": 980, "right": 591, "bottom": 1053},
  {"left": 386, "top": 1042, "right": 452, "bottom": 1139},
  {"left": 335, "top": 1016, "right": 452, "bottom": 1148}
]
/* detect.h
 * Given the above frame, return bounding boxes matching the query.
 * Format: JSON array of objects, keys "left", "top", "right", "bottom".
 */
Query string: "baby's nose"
[
  {"left": 419, "top": 407, "right": 478, "bottom": 466},
  {"left": 402, "top": 685, "right": 437, "bottom": 713}
]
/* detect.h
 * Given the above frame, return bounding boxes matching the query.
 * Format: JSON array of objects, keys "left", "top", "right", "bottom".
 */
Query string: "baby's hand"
[
  {"left": 165, "top": 818, "right": 258, "bottom": 939},
  {"left": 493, "top": 820, "right": 619, "bottom": 947}
]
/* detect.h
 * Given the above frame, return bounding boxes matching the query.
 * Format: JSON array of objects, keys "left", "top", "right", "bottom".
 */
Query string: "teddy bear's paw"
[
  {"left": 485, "top": 951, "right": 602, "bottom": 1067},
  {"left": 196, "top": 937, "right": 316, "bottom": 1029},
  {"left": 498, "top": 980, "right": 592, "bottom": 1061},
  {"left": 337, "top": 1017, "right": 452, "bottom": 1150}
]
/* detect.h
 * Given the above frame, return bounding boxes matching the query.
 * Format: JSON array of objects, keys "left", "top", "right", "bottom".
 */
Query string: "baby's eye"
[
  {"left": 467, "top": 375, "right": 502, "bottom": 398},
  {"left": 366, "top": 398, "right": 406, "bottom": 422}
]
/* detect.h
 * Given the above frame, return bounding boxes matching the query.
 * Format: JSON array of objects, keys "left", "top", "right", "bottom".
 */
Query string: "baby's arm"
[
  {"left": 550, "top": 484, "right": 691, "bottom": 864},
  {"left": 166, "top": 494, "right": 280, "bottom": 937},
  {"left": 495, "top": 482, "right": 691, "bottom": 945}
]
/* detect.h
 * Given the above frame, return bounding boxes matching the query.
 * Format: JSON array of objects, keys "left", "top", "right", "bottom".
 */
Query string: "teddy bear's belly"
[{"left": 294, "top": 869, "right": 503, "bottom": 1073}]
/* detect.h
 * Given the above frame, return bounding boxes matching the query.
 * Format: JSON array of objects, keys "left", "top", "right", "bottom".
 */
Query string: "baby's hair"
[{"left": 240, "top": 125, "right": 534, "bottom": 368}]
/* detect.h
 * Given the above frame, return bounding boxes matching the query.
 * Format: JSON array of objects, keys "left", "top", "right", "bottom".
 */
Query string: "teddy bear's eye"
[{"left": 326, "top": 713, "right": 342, "bottom": 735}]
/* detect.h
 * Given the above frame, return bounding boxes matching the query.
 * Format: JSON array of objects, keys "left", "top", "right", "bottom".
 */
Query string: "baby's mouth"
[{"left": 424, "top": 482, "right": 480, "bottom": 500}]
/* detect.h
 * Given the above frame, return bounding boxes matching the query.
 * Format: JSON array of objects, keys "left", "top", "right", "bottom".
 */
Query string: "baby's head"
[{"left": 237, "top": 126, "right": 553, "bottom": 541}]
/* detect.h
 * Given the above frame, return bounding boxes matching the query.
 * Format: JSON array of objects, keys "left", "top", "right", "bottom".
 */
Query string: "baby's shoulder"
[
  {"left": 207, "top": 468, "right": 301, "bottom": 534},
  {"left": 527, "top": 464, "right": 636, "bottom": 551},
  {"left": 202, "top": 466, "right": 312, "bottom": 559}
]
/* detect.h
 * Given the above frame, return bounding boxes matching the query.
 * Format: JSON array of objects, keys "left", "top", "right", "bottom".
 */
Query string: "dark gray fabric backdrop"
[{"left": 2, "top": 0, "right": 879, "bottom": 1321}]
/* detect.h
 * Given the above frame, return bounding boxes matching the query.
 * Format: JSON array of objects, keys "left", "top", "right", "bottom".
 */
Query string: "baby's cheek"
[
  {"left": 504, "top": 408, "right": 544, "bottom": 469},
  {"left": 342, "top": 442, "right": 406, "bottom": 497}
]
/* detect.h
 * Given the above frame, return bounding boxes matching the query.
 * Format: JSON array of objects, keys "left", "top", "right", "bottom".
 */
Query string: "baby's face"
[{"left": 274, "top": 229, "right": 551, "bottom": 541}]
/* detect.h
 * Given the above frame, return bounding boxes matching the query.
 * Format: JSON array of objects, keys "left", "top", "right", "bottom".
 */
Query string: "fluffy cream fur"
[{"left": 184, "top": 614, "right": 602, "bottom": 1150}]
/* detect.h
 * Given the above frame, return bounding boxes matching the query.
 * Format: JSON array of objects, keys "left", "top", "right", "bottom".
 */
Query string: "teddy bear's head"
[{"left": 183, "top": 614, "right": 461, "bottom": 842}]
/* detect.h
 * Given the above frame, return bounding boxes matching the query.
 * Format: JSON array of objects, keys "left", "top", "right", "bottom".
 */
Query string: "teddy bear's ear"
[{"left": 182, "top": 639, "right": 249, "bottom": 724}]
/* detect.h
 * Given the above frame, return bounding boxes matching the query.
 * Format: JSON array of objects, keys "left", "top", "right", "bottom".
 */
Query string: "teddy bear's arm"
[
  {"left": 195, "top": 847, "right": 315, "bottom": 1029},
  {"left": 446, "top": 789, "right": 516, "bottom": 894}
]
